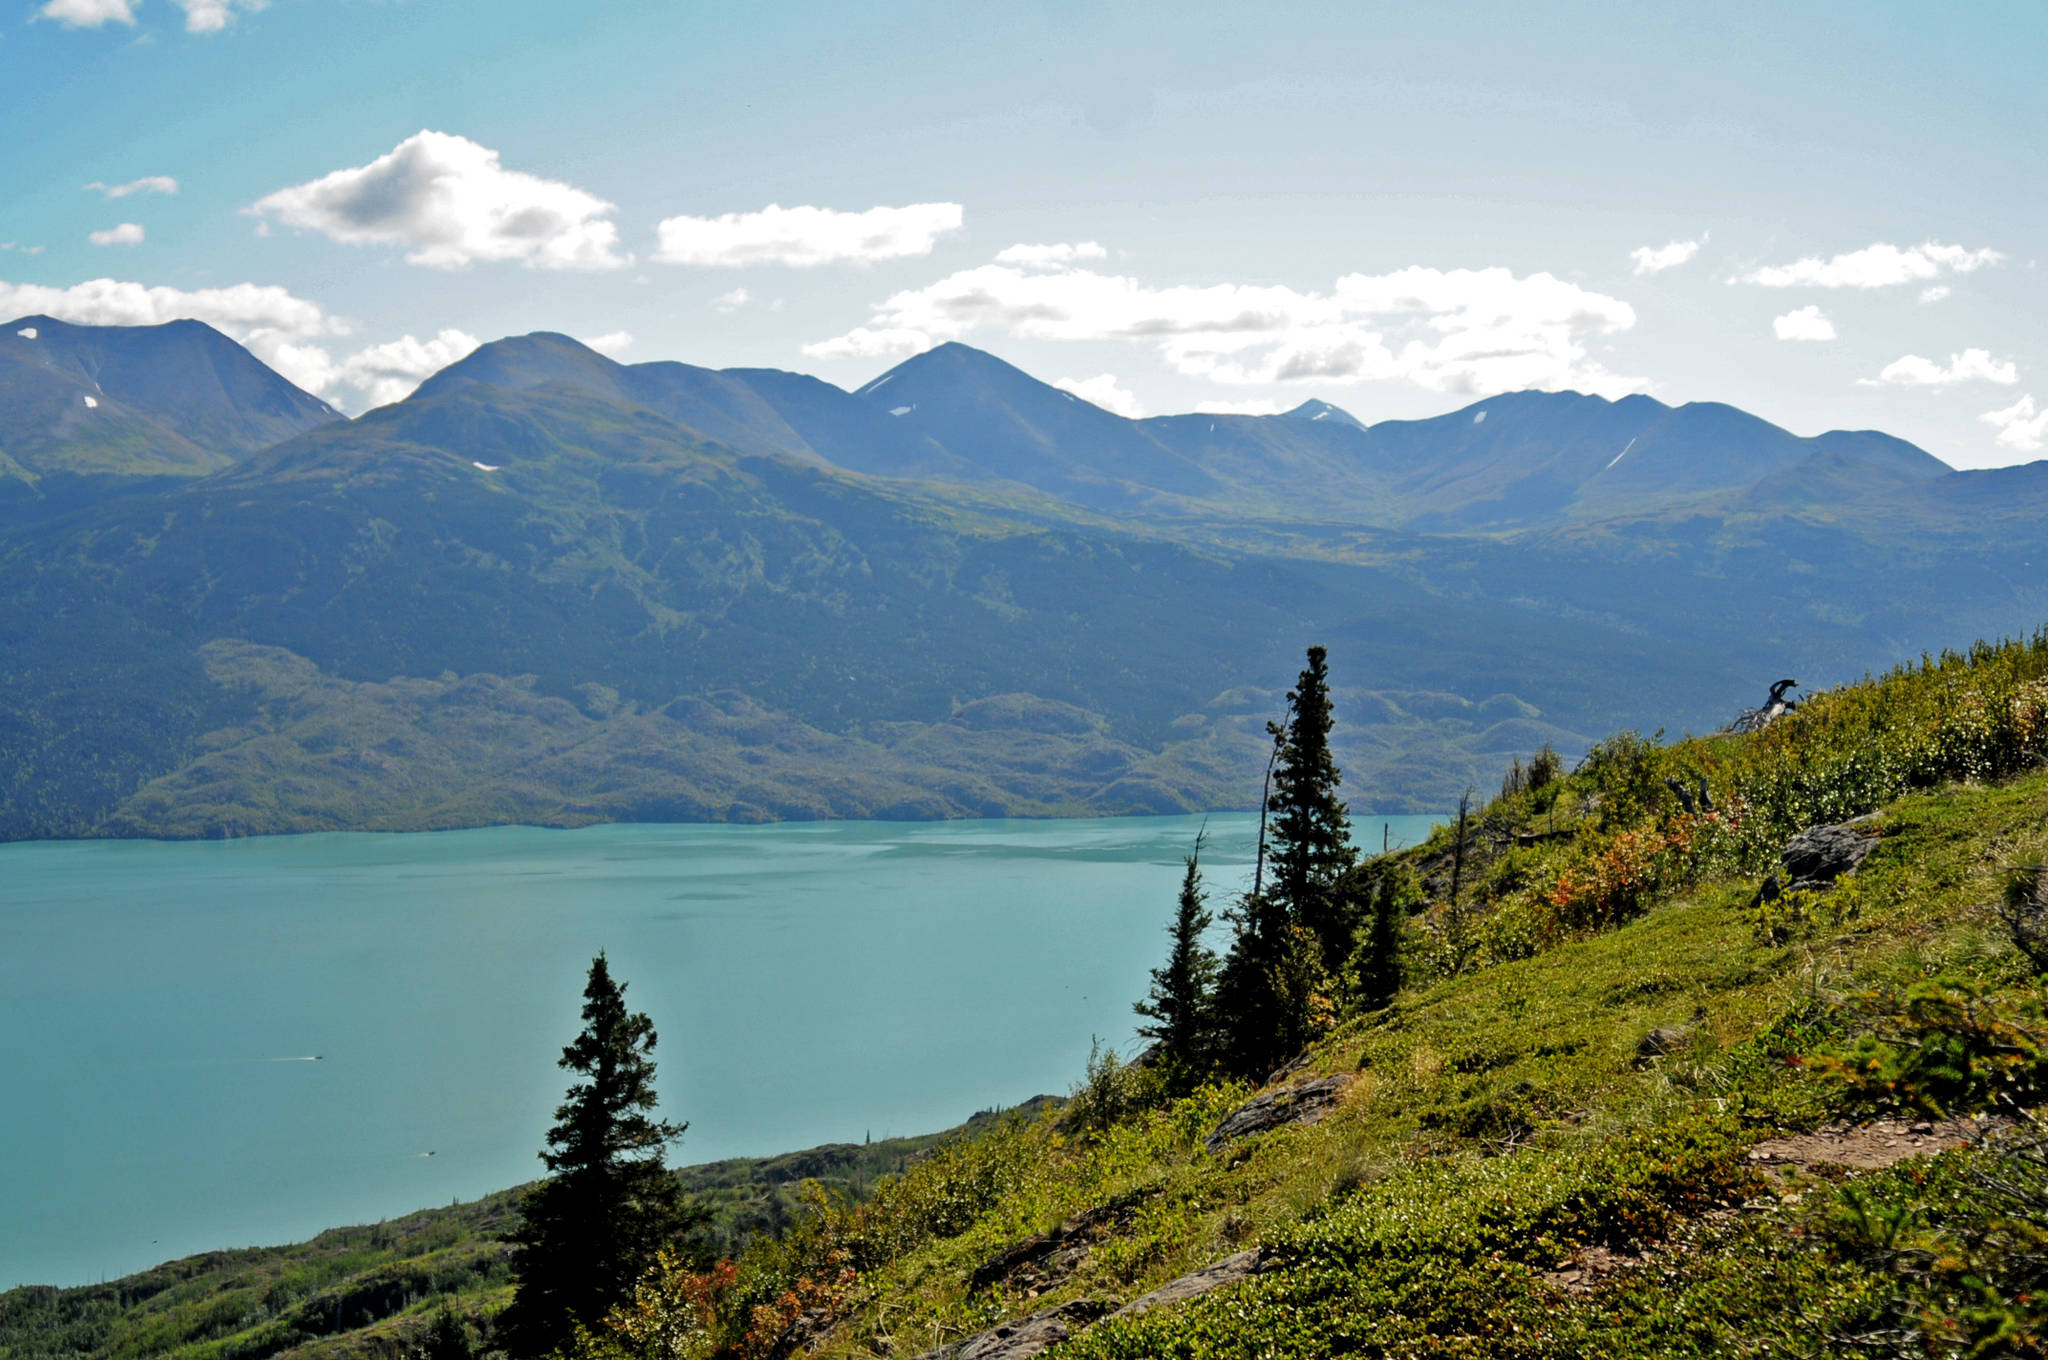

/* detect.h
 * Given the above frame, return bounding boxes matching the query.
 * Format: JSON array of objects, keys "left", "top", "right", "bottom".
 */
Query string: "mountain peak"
[
  {"left": 409, "top": 332, "right": 622, "bottom": 406},
  {"left": 853, "top": 341, "right": 1031, "bottom": 401},
  {"left": 0, "top": 312, "right": 340, "bottom": 483},
  {"left": 848, "top": 341, "right": 1223, "bottom": 506},
  {"left": 1282, "top": 399, "right": 1366, "bottom": 430}
]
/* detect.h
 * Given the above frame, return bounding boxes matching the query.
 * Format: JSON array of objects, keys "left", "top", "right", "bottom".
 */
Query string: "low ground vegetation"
[{"left": 563, "top": 631, "right": 2048, "bottom": 1360}]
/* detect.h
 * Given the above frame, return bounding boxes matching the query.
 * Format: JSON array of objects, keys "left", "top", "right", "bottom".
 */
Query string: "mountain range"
[{"left": 2, "top": 314, "right": 2045, "bottom": 841}]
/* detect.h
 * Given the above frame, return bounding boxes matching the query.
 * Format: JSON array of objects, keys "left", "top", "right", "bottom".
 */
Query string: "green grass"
[
  {"left": 0, "top": 1197, "right": 519, "bottom": 1360},
  {"left": 0, "top": 1126, "right": 974, "bottom": 1360}
]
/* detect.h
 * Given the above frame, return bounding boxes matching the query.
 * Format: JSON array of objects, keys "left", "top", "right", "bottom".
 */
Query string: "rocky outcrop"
[
  {"left": 1756, "top": 816, "right": 1884, "bottom": 902},
  {"left": 970, "top": 1200, "right": 1136, "bottom": 1293},
  {"left": 1111, "top": 1249, "right": 1265, "bottom": 1319},
  {"left": 923, "top": 1251, "right": 1270, "bottom": 1360},
  {"left": 1204, "top": 1075, "right": 1353, "bottom": 1153},
  {"left": 913, "top": 1298, "right": 1115, "bottom": 1360}
]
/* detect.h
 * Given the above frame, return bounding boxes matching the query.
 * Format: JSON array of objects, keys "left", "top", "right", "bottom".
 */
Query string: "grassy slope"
[
  {"left": 0, "top": 1128, "right": 997, "bottom": 1360},
  {"left": 691, "top": 636, "right": 2048, "bottom": 1360}
]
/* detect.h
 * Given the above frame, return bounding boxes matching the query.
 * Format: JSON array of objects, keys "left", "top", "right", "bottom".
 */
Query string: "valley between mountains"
[{"left": 4, "top": 315, "right": 2046, "bottom": 841}]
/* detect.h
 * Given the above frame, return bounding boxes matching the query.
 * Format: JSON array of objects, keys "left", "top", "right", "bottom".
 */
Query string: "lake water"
[{"left": 0, "top": 813, "right": 1441, "bottom": 1289}]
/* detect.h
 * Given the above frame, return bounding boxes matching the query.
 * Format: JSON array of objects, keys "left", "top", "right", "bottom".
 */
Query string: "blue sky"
[{"left": 3, "top": 0, "right": 2043, "bottom": 466}]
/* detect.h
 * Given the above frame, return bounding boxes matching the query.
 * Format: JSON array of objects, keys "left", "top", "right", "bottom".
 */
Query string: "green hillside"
[
  {"left": 10, "top": 628, "right": 2047, "bottom": 1360},
  {"left": 550, "top": 628, "right": 2048, "bottom": 1360},
  {"left": 0, "top": 1125, "right": 994, "bottom": 1360}
]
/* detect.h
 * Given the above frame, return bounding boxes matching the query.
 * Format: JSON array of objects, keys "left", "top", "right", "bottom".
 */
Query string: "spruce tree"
[
  {"left": 1216, "top": 886, "right": 1288, "bottom": 1078},
  {"left": 1349, "top": 868, "right": 1407, "bottom": 1011},
  {"left": 1134, "top": 832, "right": 1220, "bottom": 1082},
  {"left": 1218, "top": 645, "right": 1354, "bottom": 1078},
  {"left": 501, "top": 955, "right": 697, "bottom": 1357},
  {"left": 1269, "top": 644, "right": 1356, "bottom": 971}
]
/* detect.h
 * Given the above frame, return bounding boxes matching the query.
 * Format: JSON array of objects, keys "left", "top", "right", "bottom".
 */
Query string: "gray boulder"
[
  {"left": 969, "top": 1199, "right": 1135, "bottom": 1293},
  {"left": 1633, "top": 1025, "right": 1694, "bottom": 1067},
  {"left": 1757, "top": 816, "right": 1884, "bottom": 902}
]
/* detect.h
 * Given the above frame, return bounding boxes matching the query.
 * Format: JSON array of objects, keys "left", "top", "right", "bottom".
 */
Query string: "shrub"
[
  {"left": 1999, "top": 859, "right": 2048, "bottom": 974},
  {"left": 1749, "top": 878, "right": 1865, "bottom": 947},
  {"left": 1819, "top": 1118, "right": 2048, "bottom": 1357},
  {"left": 1064, "top": 1039, "right": 1167, "bottom": 1135},
  {"left": 1544, "top": 815, "right": 1715, "bottom": 935},
  {"left": 569, "top": 1252, "right": 732, "bottom": 1360},
  {"left": 1581, "top": 729, "right": 1667, "bottom": 831},
  {"left": 1810, "top": 977, "right": 2048, "bottom": 1117}
]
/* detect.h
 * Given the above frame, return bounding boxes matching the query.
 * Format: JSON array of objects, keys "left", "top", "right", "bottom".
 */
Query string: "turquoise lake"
[{"left": 0, "top": 813, "right": 1441, "bottom": 1289}]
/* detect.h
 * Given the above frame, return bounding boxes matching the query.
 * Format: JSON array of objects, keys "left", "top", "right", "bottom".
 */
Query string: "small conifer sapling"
[{"left": 1135, "top": 830, "right": 1221, "bottom": 1081}]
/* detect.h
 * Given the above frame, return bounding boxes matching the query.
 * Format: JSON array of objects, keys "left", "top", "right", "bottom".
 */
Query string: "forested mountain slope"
[{"left": 2, "top": 320, "right": 2046, "bottom": 841}]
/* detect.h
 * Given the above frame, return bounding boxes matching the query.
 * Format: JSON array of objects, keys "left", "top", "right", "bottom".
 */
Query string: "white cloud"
[
  {"left": 809, "top": 254, "right": 1644, "bottom": 397},
  {"left": 0, "top": 272, "right": 485, "bottom": 414},
  {"left": 1629, "top": 238, "right": 1701, "bottom": 275},
  {"left": 85, "top": 176, "right": 180, "bottom": 199},
  {"left": 40, "top": 0, "right": 262, "bottom": 30},
  {"left": 89, "top": 222, "right": 146, "bottom": 247},
  {"left": 1737, "top": 240, "right": 2004, "bottom": 289},
  {"left": 263, "top": 328, "right": 481, "bottom": 410},
  {"left": 1195, "top": 397, "right": 1289, "bottom": 415},
  {"left": 1053, "top": 372, "right": 1143, "bottom": 418},
  {"left": 35, "top": 0, "right": 136, "bottom": 26},
  {"left": 251, "top": 130, "right": 627, "bottom": 270},
  {"left": 1981, "top": 395, "right": 2048, "bottom": 453},
  {"left": 174, "top": 0, "right": 265, "bottom": 31},
  {"left": 581, "top": 330, "right": 633, "bottom": 356},
  {"left": 1772, "top": 305, "right": 1836, "bottom": 341},
  {"left": 808, "top": 325, "right": 935, "bottom": 359},
  {"left": 653, "top": 202, "right": 963, "bottom": 268},
  {"left": 995, "top": 241, "right": 1108, "bottom": 269},
  {"left": 0, "top": 242, "right": 48, "bottom": 256},
  {"left": 0, "top": 276, "right": 340, "bottom": 340},
  {"left": 1920, "top": 285, "right": 1951, "bottom": 303},
  {"left": 711, "top": 287, "right": 751, "bottom": 312},
  {"left": 1864, "top": 348, "right": 2019, "bottom": 388}
]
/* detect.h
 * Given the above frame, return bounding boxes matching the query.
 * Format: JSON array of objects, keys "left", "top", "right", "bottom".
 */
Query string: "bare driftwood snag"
[{"left": 1729, "top": 678, "right": 1800, "bottom": 734}]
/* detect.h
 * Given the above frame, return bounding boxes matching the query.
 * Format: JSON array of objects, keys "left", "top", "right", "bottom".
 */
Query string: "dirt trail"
[
  {"left": 1744, "top": 1114, "right": 1996, "bottom": 1174},
  {"left": 1540, "top": 1115, "right": 2007, "bottom": 1292}
]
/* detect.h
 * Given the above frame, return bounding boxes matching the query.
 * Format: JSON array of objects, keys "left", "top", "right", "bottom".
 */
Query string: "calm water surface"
[{"left": 0, "top": 813, "right": 1440, "bottom": 1288}]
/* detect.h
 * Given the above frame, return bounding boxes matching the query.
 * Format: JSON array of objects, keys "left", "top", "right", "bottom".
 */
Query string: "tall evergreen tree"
[
  {"left": 501, "top": 955, "right": 697, "bottom": 1357},
  {"left": 1268, "top": 645, "right": 1356, "bottom": 972},
  {"left": 1218, "top": 645, "right": 1354, "bottom": 1077},
  {"left": 1135, "top": 831, "right": 1220, "bottom": 1081}
]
